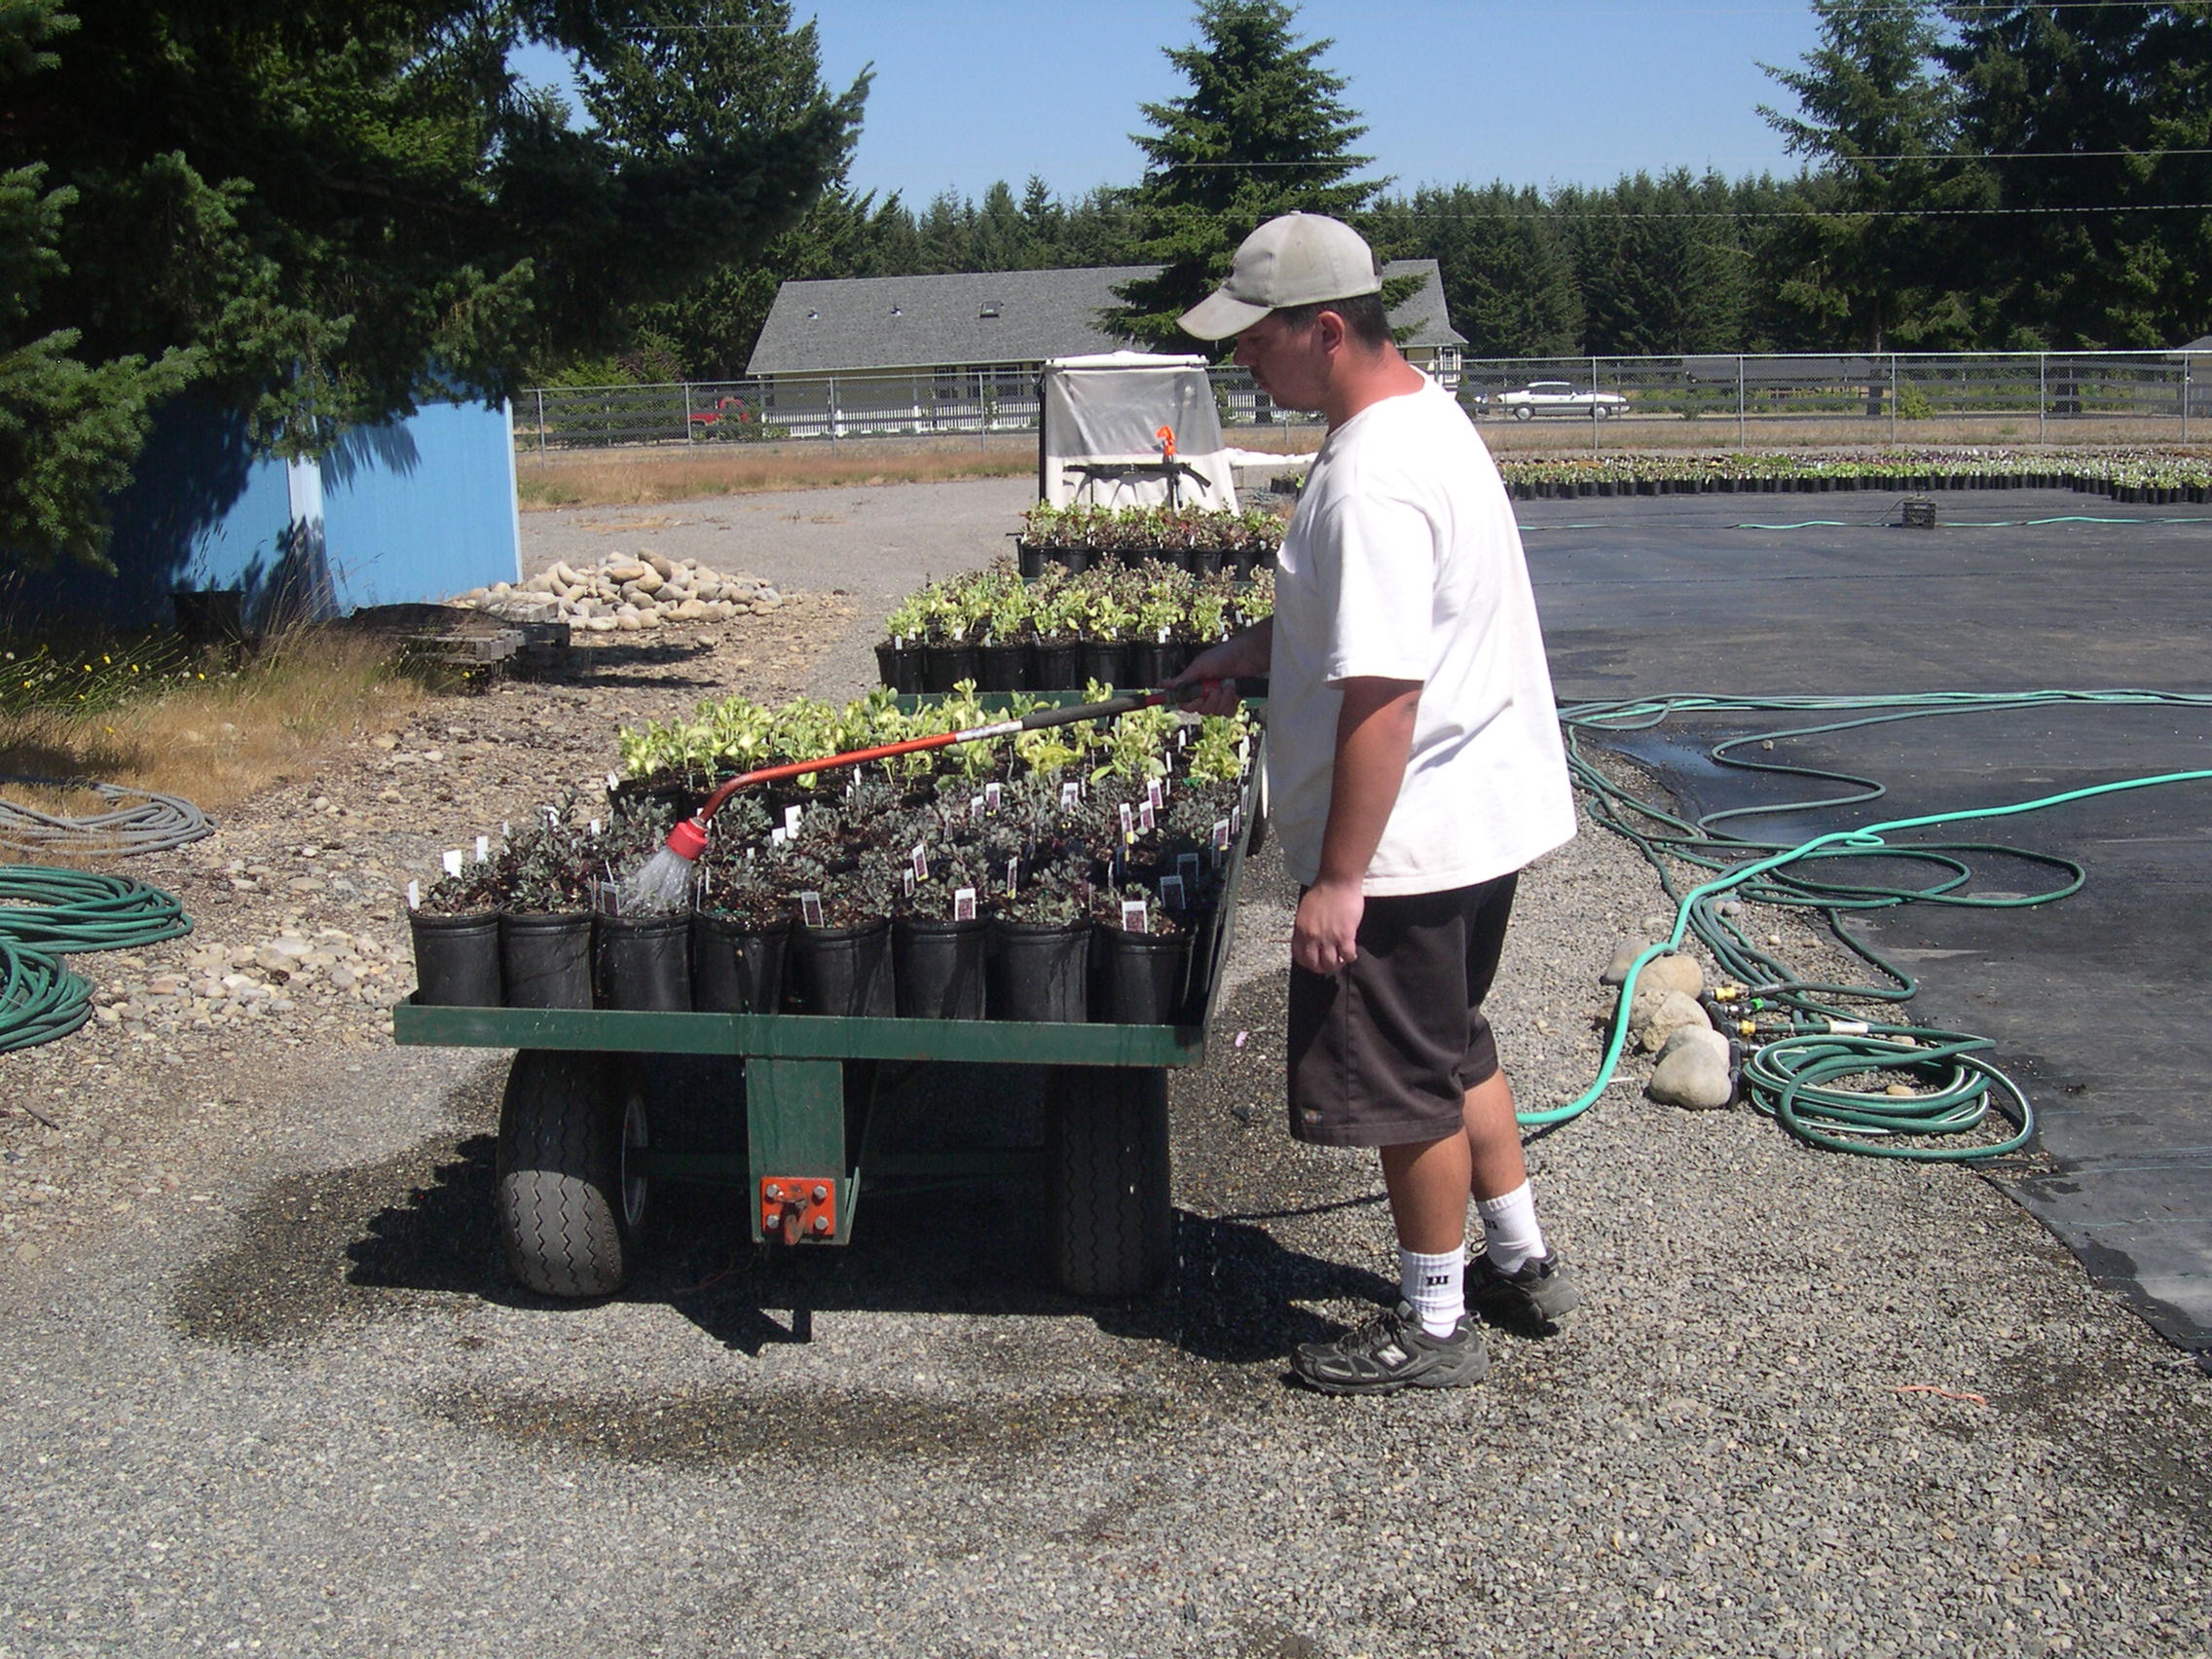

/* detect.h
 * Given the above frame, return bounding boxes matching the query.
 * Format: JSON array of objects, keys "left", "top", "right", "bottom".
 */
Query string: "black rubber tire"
[
  {"left": 1047, "top": 1066, "right": 1172, "bottom": 1299},
  {"left": 1511, "top": 405, "right": 1532, "bottom": 421},
  {"left": 496, "top": 1049, "right": 650, "bottom": 1297}
]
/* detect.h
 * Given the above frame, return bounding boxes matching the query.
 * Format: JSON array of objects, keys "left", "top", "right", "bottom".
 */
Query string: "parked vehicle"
[{"left": 1496, "top": 381, "right": 1630, "bottom": 420}]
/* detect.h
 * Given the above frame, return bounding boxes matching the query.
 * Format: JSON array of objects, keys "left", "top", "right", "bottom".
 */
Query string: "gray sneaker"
[
  {"left": 1468, "top": 1249, "right": 1580, "bottom": 1325},
  {"left": 1290, "top": 1302, "right": 1491, "bottom": 1395}
]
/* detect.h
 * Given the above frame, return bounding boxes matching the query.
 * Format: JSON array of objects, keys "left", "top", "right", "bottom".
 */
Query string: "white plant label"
[
  {"left": 798, "top": 891, "right": 824, "bottom": 928},
  {"left": 1122, "top": 899, "right": 1150, "bottom": 935},
  {"left": 542, "top": 804, "right": 561, "bottom": 826},
  {"left": 970, "top": 793, "right": 985, "bottom": 820},
  {"left": 1006, "top": 858, "right": 1019, "bottom": 897},
  {"left": 501, "top": 822, "right": 511, "bottom": 837},
  {"left": 474, "top": 835, "right": 489, "bottom": 864},
  {"left": 785, "top": 805, "right": 802, "bottom": 836},
  {"left": 1118, "top": 802, "right": 1135, "bottom": 840},
  {"left": 985, "top": 782, "right": 1002, "bottom": 812},
  {"left": 903, "top": 867, "right": 916, "bottom": 899},
  {"left": 770, "top": 826, "right": 789, "bottom": 847},
  {"left": 406, "top": 880, "right": 421, "bottom": 910},
  {"left": 1160, "top": 874, "right": 1186, "bottom": 910},
  {"left": 1212, "top": 818, "right": 1233, "bottom": 853},
  {"left": 442, "top": 849, "right": 463, "bottom": 878},
  {"left": 1146, "top": 778, "right": 1164, "bottom": 811},
  {"left": 910, "top": 842, "right": 929, "bottom": 882},
  {"left": 589, "top": 819, "right": 601, "bottom": 836},
  {"left": 1061, "top": 781, "right": 1082, "bottom": 810},
  {"left": 1231, "top": 804, "right": 1243, "bottom": 838},
  {"left": 605, "top": 772, "right": 619, "bottom": 793},
  {"left": 1138, "top": 799, "right": 1156, "bottom": 833},
  {"left": 952, "top": 887, "right": 977, "bottom": 922}
]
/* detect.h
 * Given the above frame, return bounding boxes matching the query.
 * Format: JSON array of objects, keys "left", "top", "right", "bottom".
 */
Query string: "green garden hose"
[
  {"left": 0, "top": 867, "right": 191, "bottom": 1053},
  {"left": 0, "top": 866, "right": 192, "bottom": 954},
  {"left": 0, "top": 937, "right": 92, "bottom": 1053},
  {"left": 1533, "top": 690, "right": 2212, "bottom": 1161}
]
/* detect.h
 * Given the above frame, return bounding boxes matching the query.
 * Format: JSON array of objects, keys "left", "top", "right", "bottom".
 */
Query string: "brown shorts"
[{"left": 1285, "top": 873, "right": 1518, "bottom": 1148}]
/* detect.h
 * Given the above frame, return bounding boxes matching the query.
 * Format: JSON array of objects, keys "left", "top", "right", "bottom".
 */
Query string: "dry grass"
[
  {"left": 0, "top": 630, "right": 424, "bottom": 833},
  {"left": 516, "top": 435, "right": 1037, "bottom": 509},
  {"left": 1474, "top": 412, "right": 2210, "bottom": 457}
]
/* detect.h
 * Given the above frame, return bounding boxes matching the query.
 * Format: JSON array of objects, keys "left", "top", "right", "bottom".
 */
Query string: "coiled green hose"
[
  {"left": 0, "top": 866, "right": 192, "bottom": 954},
  {"left": 1535, "top": 691, "right": 2212, "bottom": 1161},
  {"left": 0, "top": 937, "right": 92, "bottom": 1053}
]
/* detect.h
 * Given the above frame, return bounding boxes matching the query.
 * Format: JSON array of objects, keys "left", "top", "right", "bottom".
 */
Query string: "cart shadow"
[{"left": 329, "top": 1132, "right": 1387, "bottom": 1365}]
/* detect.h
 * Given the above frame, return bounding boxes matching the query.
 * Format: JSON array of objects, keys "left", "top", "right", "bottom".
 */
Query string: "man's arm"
[
  {"left": 1294, "top": 675, "right": 1421, "bottom": 975},
  {"left": 1165, "top": 619, "right": 1271, "bottom": 715}
]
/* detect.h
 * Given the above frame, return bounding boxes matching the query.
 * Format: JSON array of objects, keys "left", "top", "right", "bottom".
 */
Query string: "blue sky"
[{"left": 511, "top": 1, "right": 1832, "bottom": 205}]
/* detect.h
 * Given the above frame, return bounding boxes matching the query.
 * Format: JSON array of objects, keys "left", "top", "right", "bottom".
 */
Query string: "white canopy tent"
[{"left": 1037, "top": 351, "right": 1238, "bottom": 511}]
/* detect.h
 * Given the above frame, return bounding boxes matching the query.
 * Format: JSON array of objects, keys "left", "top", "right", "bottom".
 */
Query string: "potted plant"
[
  {"left": 410, "top": 857, "right": 504, "bottom": 1008},
  {"left": 890, "top": 842, "right": 990, "bottom": 1020},
  {"left": 691, "top": 794, "right": 792, "bottom": 1014},
  {"left": 1088, "top": 883, "right": 1193, "bottom": 1026},
  {"left": 989, "top": 862, "right": 1091, "bottom": 1022},
  {"left": 786, "top": 847, "right": 900, "bottom": 1017},
  {"left": 876, "top": 592, "right": 930, "bottom": 693},
  {"left": 498, "top": 800, "right": 597, "bottom": 1009},
  {"left": 594, "top": 794, "right": 690, "bottom": 1011}
]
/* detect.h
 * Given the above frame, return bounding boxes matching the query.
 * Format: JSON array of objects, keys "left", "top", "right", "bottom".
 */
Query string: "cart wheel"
[
  {"left": 497, "top": 1050, "right": 651, "bottom": 1298},
  {"left": 1047, "top": 1066, "right": 1171, "bottom": 1299}
]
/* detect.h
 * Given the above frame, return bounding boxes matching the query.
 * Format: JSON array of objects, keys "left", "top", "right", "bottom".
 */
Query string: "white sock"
[
  {"left": 1399, "top": 1246, "right": 1465, "bottom": 1338},
  {"left": 1475, "top": 1182, "right": 1547, "bottom": 1274}
]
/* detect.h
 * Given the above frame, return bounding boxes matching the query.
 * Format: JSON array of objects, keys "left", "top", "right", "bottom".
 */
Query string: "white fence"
[{"left": 521, "top": 350, "right": 2212, "bottom": 453}]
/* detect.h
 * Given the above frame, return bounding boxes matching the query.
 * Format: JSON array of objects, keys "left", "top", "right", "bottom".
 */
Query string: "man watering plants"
[{"left": 1168, "top": 213, "right": 1580, "bottom": 1394}]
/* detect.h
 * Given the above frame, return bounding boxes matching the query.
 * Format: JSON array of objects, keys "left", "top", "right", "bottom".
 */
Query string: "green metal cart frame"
[{"left": 392, "top": 721, "right": 1265, "bottom": 1302}]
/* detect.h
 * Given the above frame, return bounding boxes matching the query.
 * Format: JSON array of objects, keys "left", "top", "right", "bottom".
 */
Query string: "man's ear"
[{"left": 1313, "top": 309, "right": 1347, "bottom": 354}]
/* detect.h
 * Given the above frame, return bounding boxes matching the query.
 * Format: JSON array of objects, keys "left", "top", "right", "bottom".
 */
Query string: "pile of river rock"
[
  {"left": 451, "top": 552, "right": 782, "bottom": 634},
  {"left": 1603, "top": 937, "right": 1735, "bottom": 1111}
]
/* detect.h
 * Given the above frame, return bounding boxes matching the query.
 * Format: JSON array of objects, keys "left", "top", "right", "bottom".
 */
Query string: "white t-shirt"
[{"left": 1268, "top": 374, "right": 1575, "bottom": 896}]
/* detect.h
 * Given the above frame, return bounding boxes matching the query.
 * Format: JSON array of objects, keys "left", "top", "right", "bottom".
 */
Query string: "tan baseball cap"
[{"left": 1178, "top": 212, "right": 1383, "bottom": 341}]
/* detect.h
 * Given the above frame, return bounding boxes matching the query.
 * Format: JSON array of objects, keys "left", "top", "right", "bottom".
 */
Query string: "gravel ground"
[{"left": 2, "top": 477, "right": 2207, "bottom": 1658}]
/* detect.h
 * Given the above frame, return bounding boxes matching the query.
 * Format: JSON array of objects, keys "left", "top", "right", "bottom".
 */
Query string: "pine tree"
[
  {"left": 1107, "top": 0, "right": 1379, "bottom": 348},
  {"left": 1394, "top": 184, "right": 1582, "bottom": 358},
  {"left": 1941, "top": 3, "right": 2212, "bottom": 349},
  {"left": 1756, "top": 0, "right": 1984, "bottom": 352}
]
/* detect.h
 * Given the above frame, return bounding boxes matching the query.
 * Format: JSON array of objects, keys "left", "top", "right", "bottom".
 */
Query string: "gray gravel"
[{"left": 2, "top": 478, "right": 2207, "bottom": 1658}]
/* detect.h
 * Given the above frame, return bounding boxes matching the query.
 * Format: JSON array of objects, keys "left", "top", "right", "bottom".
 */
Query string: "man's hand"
[
  {"left": 1293, "top": 876, "right": 1364, "bottom": 975},
  {"left": 1166, "top": 620, "right": 1271, "bottom": 716}
]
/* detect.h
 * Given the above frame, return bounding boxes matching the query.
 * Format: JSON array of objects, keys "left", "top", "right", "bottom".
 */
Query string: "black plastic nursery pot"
[
  {"left": 875, "top": 640, "right": 924, "bottom": 694},
  {"left": 594, "top": 912, "right": 692, "bottom": 1012},
  {"left": 1080, "top": 641, "right": 1129, "bottom": 688},
  {"left": 977, "top": 641, "right": 1033, "bottom": 692},
  {"left": 1089, "top": 922, "right": 1194, "bottom": 1026},
  {"left": 500, "top": 911, "right": 593, "bottom": 1010},
  {"left": 1049, "top": 545, "right": 1093, "bottom": 575},
  {"left": 1126, "top": 641, "right": 1172, "bottom": 689},
  {"left": 409, "top": 909, "right": 502, "bottom": 1007},
  {"left": 891, "top": 916, "right": 987, "bottom": 1020},
  {"left": 1187, "top": 546, "right": 1224, "bottom": 578},
  {"left": 690, "top": 911, "right": 791, "bottom": 1014},
  {"left": 1014, "top": 539, "right": 1047, "bottom": 580},
  {"left": 1032, "top": 640, "right": 1078, "bottom": 690},
  {"left": 987, "top": 919, "right": 1090, "bottom": 1022},
  {"left": 790, "top": 917, "right": 895, "bottom": 1017},
  {"left": 923, "top": 643, "right": 982, "bottom": 694}
]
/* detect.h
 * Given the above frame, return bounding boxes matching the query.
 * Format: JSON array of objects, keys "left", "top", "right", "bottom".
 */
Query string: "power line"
[{"left": 1164, "top": 148, "right": 2212, "bottom": 167}]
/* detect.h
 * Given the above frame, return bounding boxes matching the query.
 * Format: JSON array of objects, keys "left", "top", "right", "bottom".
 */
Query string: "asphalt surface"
[{"left": 1522, "top": 487, "right": 2212, "bottom": 1346}]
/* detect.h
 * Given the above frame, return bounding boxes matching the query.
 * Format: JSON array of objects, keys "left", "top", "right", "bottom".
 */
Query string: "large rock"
[
  {"left": 1632, "top": 987, "right": 1711, "bottom": 1052},
  {"left": 1601, "top": 935, "right": 1654, "bottom": 986},
  {"left": 1641, "top": 951, "right": 1705, "bottom": 1000},
  {"left": 1649, "top": 1025, "right": 1734, "bottom": 1109}
]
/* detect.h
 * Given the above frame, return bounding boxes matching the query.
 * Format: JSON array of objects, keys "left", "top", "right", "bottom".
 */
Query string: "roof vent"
[
  {"left": 979, "top": 303, "right": 1001, "bottom": 319},
  {"left": 890, "top": 305, "right": 902, "bottom": 316},
  {"left": 806, "top": 309, "right": 819, "bottom": 320}
]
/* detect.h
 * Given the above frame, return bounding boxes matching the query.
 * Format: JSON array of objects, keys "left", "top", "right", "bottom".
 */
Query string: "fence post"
[
  {"left": 1736, "top": 356, "right": 1746, "bottom": 450},
  {"left": 2186, "top": 354, "right": 2194, "bottom": 445},
  {"left": 2039, "top": 353, "right": 2047, "bottom": 446},
  {"left": 683, "top": 383, "right": 693, "bottom": 444},
  {"left": 1889, "top": 355, "right": 1898, "bottom": 445},
  {"left": 829, "top": 375, "right": 840, "bottom": 447},
  {"left": 1591, "top": 354, "right": 1601, "bottom": 458},
  {"left": 535, "top": 388, "right": 546, "bottom": 459}
]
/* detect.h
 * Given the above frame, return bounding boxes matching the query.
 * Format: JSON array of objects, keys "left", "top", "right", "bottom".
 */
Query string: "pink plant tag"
[
  {"left": 1061, "top": 780, "right": 1081, "bottom": 809},
  {"left": 903, "top": 867, "right": 916, "bottom": 899},
  {"left": 798, "top": 891, "right": 825, "bottom": 928},
  {"left": 970, "top": 793, "right": 985, "bottom": 820},
  {"left": 1138, "top": 799, "right": 1156, "bottom": 832},
  {"left": 1212, "top": 818, "right": 1233, "bottom": 852},
  {"left": 953, "top": 887, "right": 977, "bottom": 922},
  {"left": 1146, "top": 778, "right": 1164, "bottom": 811},
  {"left": 910, "top": 842, "right": 929, "bottom": 882},
  {"left": 1118, "top": 802, "right": 1134, "bottom": 840},
  {"left": 985, "top": 783, "right": 1003, "bottom": 812},
  {"left": 1121, "top": 899, "right": 1150, "bottom": 935}
]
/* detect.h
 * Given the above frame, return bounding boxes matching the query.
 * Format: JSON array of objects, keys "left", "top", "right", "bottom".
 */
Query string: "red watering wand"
[{"left": 617, "top": 683, "right": 1231, "bottom": 912}]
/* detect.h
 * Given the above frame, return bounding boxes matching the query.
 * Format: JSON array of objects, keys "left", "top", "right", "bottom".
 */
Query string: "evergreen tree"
[
  {"left": 1941, "top": 3, "right": 2212, "bottom": 349},
  {"left": 1567, "top": 171, "right": 1753, "bottom": 357},
  {"left": 970, "top": 180, "right": 1031, "bottom": 272},
  {"left": 4, "top": 0, "right": 865, "bottom": 569},
  {"left": 1107, "top": 0, "right": 1379, "bottom": 348},
  {"left": 1391, "top": 184, "right": 1582, "bottom": 358},
  {"left": 1756, "top": 0, "right": 1984, "bottom": 351},
  {"left": 915, "top": 190, "right": 976, "bottom": 275}
]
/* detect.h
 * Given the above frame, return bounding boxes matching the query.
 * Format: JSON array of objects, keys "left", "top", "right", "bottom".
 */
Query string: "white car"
[{"left": 1496, "top": 381, "right": 1630, "bottom": 420}]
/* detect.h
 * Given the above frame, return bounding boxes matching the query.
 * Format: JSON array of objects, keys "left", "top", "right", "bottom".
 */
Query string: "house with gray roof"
[{"left": 743, "top": 261, "right": 1464, "bottom": 433}]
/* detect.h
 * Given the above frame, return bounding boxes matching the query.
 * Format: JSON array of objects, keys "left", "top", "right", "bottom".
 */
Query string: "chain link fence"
[{"left": 520, "top": 350, "right": 2211, "bottom": 456}]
